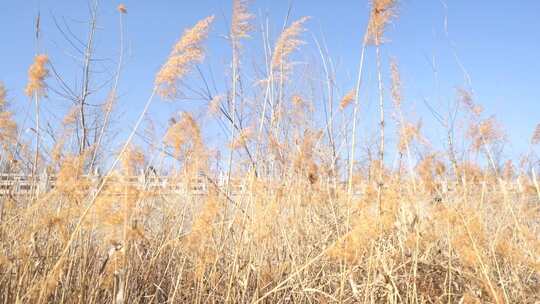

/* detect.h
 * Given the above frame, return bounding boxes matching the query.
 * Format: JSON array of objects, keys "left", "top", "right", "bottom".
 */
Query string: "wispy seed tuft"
[
  {"left": 155, "top": 16, "right": 214, "bottom": 99},
  {"left": 25, "top": 54, "right": 49, "bottom": 97}
]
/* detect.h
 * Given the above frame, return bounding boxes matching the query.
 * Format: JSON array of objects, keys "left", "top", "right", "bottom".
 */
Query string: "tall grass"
[{"left": 0, "top": 2, "right": 539, "bottom": 303}]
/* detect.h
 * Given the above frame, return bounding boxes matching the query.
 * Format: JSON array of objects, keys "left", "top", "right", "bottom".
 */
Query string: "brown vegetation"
[{"left": 0, "top": 1, "right": 538, "bottom": 303}]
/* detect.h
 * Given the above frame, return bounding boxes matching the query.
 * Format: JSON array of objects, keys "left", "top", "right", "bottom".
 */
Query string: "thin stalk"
[
  {"left": 33, "top": 92, "right": 40, "bottom": 180},
  {"left": 32, "top": 93, "right": 40, "bottom": 198},
  {"left": 313, "top": 35, "right": 337, "bottom": 177},
  {"left": 79, "top": 0, "right": 98, "bottom": 153},
  {"left": 375, "top": 44, "right": 385, "bottom": 215},
  {"left": 255, "top": 17, "right": 272, "bottom": 172},
  {"left": 89, "top": 9, "right": 125, "bottom": 172},
  {"left": 227, "top": 39, "right": 239, "bottom": 194},
  {"left": 348, "top": 35, "right": 368, "bottom": 196}
]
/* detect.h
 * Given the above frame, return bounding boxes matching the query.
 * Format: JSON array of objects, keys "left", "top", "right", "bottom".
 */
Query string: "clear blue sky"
[{"left": 1, "top": 0, "right": 539, "bottom": 161}]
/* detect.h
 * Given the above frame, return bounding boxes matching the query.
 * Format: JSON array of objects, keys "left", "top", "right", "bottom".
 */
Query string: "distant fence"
[{"left": 0, "top": 172, "right": 247, "bottom": 197}]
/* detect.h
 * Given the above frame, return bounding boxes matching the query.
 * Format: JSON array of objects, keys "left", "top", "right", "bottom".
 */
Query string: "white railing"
[{"left": 0, "top": 172, "right": 248, "bottom": 196}]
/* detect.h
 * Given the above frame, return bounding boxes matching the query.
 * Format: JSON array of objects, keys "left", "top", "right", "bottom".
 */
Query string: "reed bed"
[{"left": 0, "top": 1, "right": 538, "bottom": 303}]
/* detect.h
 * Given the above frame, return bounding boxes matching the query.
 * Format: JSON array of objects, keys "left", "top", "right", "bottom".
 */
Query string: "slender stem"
[
  {"left": 227, "top": 39, "right": 238, "bottom": 194},
  {"left": 33, "top": 92, "right": 40, "bottom": 179},
  {"left": 90, "top": 12, "right": 124, "bottom": 172},
  {"left": 375, "top": 44, "right": 385, "bottom": 215},
  {"left": 348, "top": 36, "right": 368, "bottom": 196},
  {"left": 79, "top": 0, "right": 98, "bottom": 153},
  {"left": 255, "top": 18, "right": 272, "bottom": 175}
]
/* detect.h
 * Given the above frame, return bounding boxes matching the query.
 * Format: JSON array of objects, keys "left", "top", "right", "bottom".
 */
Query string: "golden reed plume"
[
  {"left": 367, "top": 0, "right": 397, "bottom": 45},
  {"left": 155, "top": 16, "right": 214, "bottom": 99},
  {"left": 339, "top": 89, "right": 356, "bottom": 110},
  {"left": 24, "top": 54, "right": 49, "bottom": 97},
  {"left": 117, "top": 4, "right": 127, "bottom": 14},
  {"left": 231, "top": 0, "right": 253, "bottom": 40},
  {"left": 271, "top": 16, "right": 309, "bottom": 72}
]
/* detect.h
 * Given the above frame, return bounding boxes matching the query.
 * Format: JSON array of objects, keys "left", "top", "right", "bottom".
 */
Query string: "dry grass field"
[{"left": 0, "top": 1, "right": 539, "bottom": 303}]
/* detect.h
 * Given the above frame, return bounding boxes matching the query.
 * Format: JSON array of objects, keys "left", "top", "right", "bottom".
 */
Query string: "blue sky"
[{"left": 1, "top": 0, "right": 539, "bottom": 163}]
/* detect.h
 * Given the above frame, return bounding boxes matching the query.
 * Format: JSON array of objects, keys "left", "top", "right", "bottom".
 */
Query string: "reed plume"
[
  {"left": 398, "top": 122, "right": 420, "bottom": 153},
  {"left": 467, "top": 116, "right": 503, "bottom": 152},
  {"left": 291, "top": 94, "right": 304, "bottom": 107},
  {"left": 230, "top": 127, "right": 253, "bottom": 150},
  {"left": 458, "top": 88, "right": 483, "bottom": 116},
  {"left": 207, "top": 94, "right": 223, "bottom": 116},
  {"left": 271, "top": 17, "right": 309, "bottom": 72},
  {"left": 0, "top": 83, "right": 17, "bottom": 147},
  {"left": 367, "top": 0, "right": 397, "bottom": 45},
  {"left": 24, "top": 54, "right": 49, "bottom": 97},
  {"left": 231, "top": 0, "right": 253, "bottom": 40},
  {"left": 339, "top": 89, "right": 355, "bottom": 110},
  {"left": 0, "top": 82, "right": 6, "bottom": 108},
  {"left": 164, "top": 112, "right": 206, "bottom": 174},
  {"left": 390, "top": 59, "right": 402, "bottom": 109},
  {"left": 25, "top": 54, "right": 49, "bottom": 177},
  {"left": 155, "top": 16, "right": 214, "bottom": 99},
  {"left": 117, "top": 4, "right": 127, "bottom": 14},
  {"left": 531, "top": 123, "right": 540, "bottom": 145},
  {"left": 164, "top": 112, "right": 202, "bottom": 150}
]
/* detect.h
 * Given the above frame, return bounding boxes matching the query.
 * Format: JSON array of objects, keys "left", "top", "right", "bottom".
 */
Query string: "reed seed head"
[
  {"left": 231, "top": 0, "right": 253, "bottom": 40},
  {"left": 25, "top": 54, "right": 49, "bottom": 97},
  {"left": 271, "top": 17, "right": 309, "bottom": 72},
  {"left": 339, "top": 89, "right": 355, "bottom": 110},
  {"left": 155, "top": 16, "right": 214, "bottom": 99},
  {"left": 531, "top": 123, "right": 540, "bottom": 145},
  {"left": 117, "top": 4, "right": 127, "bottom": 14},
  {"left": 367, "top": 0, "right": 397, "bottom": 45}
]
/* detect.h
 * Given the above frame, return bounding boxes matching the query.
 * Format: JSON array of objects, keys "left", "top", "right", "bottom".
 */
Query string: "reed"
[{"left": 0, "top": 2, "right": 538, "bottom": 303}]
